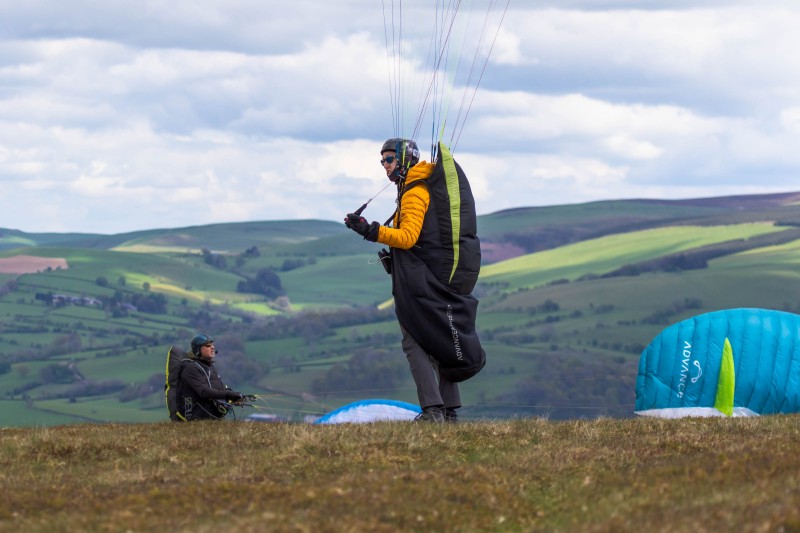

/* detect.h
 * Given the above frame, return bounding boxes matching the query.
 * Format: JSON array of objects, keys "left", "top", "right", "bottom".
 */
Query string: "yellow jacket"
[{"left": 376, "top": 161, "right": 435, "bottom": 249}]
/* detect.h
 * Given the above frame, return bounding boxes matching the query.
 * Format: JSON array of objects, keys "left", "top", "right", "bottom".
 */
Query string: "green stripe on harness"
[{"left": 439, "top": 143, "right": 461, "bottom": 283}]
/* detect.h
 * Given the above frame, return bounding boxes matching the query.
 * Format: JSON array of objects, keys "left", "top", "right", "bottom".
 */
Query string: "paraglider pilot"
[
  {"left": 176, "top": 333, "right": 245, "bottom": 421},
  {"left": 345, "top": 138, "right": 461, "bottom": 423}
]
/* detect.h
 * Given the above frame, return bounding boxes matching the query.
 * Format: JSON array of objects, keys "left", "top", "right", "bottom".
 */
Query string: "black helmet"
[
  {"left": 381, "top": 138, "right": 420, "bottom": 177},
  {"left": 191, "top": 333, "right": 214, "bottom": 357}
]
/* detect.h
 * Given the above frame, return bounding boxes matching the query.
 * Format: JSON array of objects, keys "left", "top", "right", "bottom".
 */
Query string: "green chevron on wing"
[{"left": 714, "top": 337, "right": 735, "bottom": 416}]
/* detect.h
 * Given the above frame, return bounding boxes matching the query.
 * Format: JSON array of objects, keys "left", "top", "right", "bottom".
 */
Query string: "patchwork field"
[{"left": 0, "top": 255, "right": 68, "bottom": 274}]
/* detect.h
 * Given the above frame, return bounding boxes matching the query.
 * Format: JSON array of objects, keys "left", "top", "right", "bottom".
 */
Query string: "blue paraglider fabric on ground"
[{"left": 315, "top": 399, "right": 421, "bottom": 424}]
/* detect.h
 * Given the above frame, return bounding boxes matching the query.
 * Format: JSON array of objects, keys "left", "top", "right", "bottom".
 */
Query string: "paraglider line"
[{"left": 453, "top": 0, "right": 511, "bottom": 150}]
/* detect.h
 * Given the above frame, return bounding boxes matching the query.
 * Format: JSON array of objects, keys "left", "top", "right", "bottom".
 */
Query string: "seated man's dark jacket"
[{"left": 178, "top": 357, "right": 237, "bottom": 420}]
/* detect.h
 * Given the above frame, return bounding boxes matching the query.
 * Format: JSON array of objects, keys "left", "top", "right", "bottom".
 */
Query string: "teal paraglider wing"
[{"left": 635, "top": 308, "right": 800, "bottom": 418}]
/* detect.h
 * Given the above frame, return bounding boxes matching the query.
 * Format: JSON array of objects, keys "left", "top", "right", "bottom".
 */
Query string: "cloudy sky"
[{"left": 1, "top": 1, "right": 798, "bottom": 234}]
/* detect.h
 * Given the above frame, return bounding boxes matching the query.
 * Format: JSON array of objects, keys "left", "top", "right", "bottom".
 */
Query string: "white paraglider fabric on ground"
[{"left": 635, "top": 407, "right": 760, "bottom": 419}]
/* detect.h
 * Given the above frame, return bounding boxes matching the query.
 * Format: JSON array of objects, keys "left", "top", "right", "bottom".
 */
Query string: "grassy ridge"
[{"left": 0, "top": 417, "right": 798, "bottom": 532}]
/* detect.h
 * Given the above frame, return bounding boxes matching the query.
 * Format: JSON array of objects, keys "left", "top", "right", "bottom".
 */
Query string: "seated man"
[{"left": 176, "top": 333, "right": 244, "bottom": 421}]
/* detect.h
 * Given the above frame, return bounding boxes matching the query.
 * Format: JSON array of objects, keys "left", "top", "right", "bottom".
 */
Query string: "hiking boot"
[
  {"left": 414, "top": 406, "right": 445, "bottom": 423},
  {"left": 444, "top": 408, "right": 458, "bottom": 423}
]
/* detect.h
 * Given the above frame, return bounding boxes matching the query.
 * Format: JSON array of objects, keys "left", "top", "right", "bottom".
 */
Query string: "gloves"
[
  {"left": 344, "top": 213, "right": 380, "bottom": 242},
  {"left": 226, "top": 391, "right": 244, "bottom": 404}
]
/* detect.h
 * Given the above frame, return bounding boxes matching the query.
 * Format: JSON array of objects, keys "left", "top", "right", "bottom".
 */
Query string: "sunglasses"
[
  {"left": 380, "top": 155, "right": 397, "bottom": 165},
  {"left": 202, "top": 343, "right": 214, "bottom": 348}
]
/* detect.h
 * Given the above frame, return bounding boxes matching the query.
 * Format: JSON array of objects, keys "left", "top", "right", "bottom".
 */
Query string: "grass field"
[
  {"left": 479, "top": 222, "right": 787, "bottom": 289},
  {"left": 0, "top": 416, "right": 798, "bottom": 532}
]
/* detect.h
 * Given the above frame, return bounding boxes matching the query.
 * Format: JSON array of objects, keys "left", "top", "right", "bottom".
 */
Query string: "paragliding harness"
[
  {"left": 387, "top": 142, "right": 486, "bottom": 382},
  {"left": 165, "top": 346, "right": 189, "bottom": 421},
  {"left": 164, "top": 346, "right": 255, "bottom": 421}
]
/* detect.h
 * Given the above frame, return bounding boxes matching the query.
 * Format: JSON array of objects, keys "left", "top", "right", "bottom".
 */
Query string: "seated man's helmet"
[
  {"left": 381, "top": 138, "right": 420, "bottom": 180},
  {"left": 191, "top": 333, "right": 214, "bottom": 357}
]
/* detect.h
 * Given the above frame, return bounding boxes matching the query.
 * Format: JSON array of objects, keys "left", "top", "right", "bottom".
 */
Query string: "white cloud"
[
  {"left": 472, "top": 91, "right": 720, "bottom": 157},
  {"left": 603, "top": 135, "right": 662, "bottom": 160},
  {"left": 490, "top": 27, "right": 528, "bottom": 66},
  {"left": 780, "top": 107, "right": 800, "bottom": 135}
]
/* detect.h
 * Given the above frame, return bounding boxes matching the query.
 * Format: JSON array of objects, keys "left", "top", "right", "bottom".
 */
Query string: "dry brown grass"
[{"left": 1, "top": 416, "right": 799, "bottom": 532}]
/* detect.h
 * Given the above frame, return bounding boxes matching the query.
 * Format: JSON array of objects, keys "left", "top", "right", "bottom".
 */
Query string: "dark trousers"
[{"left": 401, "top": 325, "right": 461, "bottom": 410}]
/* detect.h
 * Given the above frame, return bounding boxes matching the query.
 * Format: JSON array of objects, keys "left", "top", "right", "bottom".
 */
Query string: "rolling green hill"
[{"left": 1, "top": 191, "right": 799, "bottom": 426}]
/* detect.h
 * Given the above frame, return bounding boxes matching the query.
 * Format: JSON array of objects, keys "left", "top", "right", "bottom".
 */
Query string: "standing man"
[
  {"left": 346, "top": 138, "right": 485, "bottom": 422},
  {"left": 175, "top": 333, "right": 244, "bottom": 421}
]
